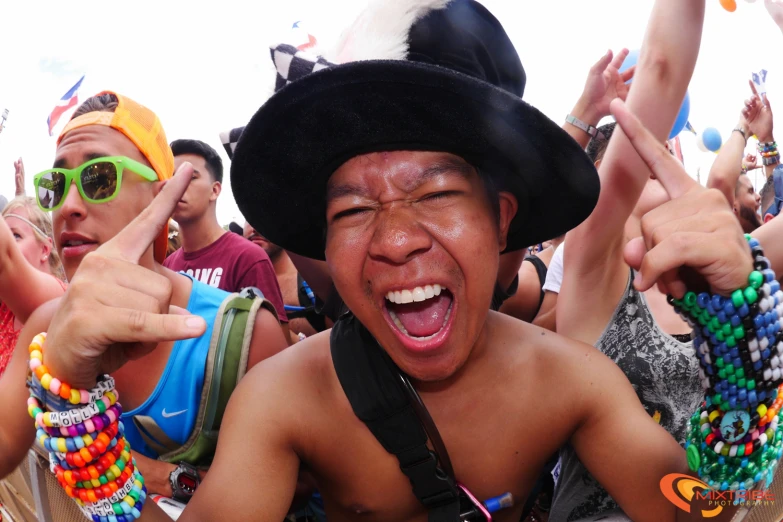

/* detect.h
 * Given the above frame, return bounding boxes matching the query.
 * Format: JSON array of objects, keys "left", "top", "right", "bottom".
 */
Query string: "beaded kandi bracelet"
[
  {"left": 671, "top": 235, "right": 783, "bottom": 491},
  {"left": 27, "top": 333, "right": 146, "bottom": 521}
]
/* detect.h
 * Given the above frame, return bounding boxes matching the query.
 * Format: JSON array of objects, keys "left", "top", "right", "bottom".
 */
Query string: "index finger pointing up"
[
  {"left": 609, "top": 98, "right": 699, "bottom": 200},
  {"left": 98, "top": 162, "right": 194, "bottom": 263}
]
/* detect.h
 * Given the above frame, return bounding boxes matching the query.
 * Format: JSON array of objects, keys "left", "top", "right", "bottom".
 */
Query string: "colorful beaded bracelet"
[
  {"left": 86, "top": 486, "right": 147, "bottom": 522},
  {"left": 41, "top": 403, "right": 122, "bottom": 438},
  {"left": 686, "top": 408, "right": 783, "bottom": 490},
  {"left": 28, "top": 390, "right": 119, "bottom": 428},
  {"left": 25, "top": 331, "right": 146, "bottom": 522},
  {"left": 48, "top": 423, "right": 121, "bottom": 466},
  {"left": 64, "top": 463, "right": 136, "bottom": 502},
  {"left": 52, "top": 439, "right": 128, "bottom": 479},
  {"left": 28, "top": 374, "right": 117, "bottom": 413},
  {"left": 76, "top": 469, "right": 145, "bottom": 517},
  {"left": 707, "top": 409, "right": 779, "bottom": 446},
  {"left": 33, "top": 403, "right": 122, "bottom": 439},
  {"left": 671, "top": 238, "right": 783, "bottom": 412},
  {"left": 675, "top": 236, "right": 783, "bottom": 489},
  {"left": 27, "top": 333, "right": 116, "bottom": 406}
]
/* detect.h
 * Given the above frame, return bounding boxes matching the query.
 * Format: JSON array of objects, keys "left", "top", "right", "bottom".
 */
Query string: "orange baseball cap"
[{"left": 58, "top": 90, "right": 175, "bottom": 263}]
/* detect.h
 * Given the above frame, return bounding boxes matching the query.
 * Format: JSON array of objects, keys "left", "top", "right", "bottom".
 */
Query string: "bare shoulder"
[
  {"left": 25, "top": 297, "right": 61, "bottom": 331},
  {"left": 234, "top": 329, "right": 343, "bottom": 454},
  {"left": 239, "top": 330, "right": 335, "bottom": 408},
  {"left": 488, "top": 312, "right": 633, "bottom": 410}
]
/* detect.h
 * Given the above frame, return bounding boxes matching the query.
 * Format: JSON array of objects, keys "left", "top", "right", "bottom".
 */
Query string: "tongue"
[{"left": 390, "top": 293, "right": 452, "bottom": 338}]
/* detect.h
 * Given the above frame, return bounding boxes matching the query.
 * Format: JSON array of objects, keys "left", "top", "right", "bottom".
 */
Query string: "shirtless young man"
[{"left": 0, "top": 1, "right": 765, "bottom": 521}]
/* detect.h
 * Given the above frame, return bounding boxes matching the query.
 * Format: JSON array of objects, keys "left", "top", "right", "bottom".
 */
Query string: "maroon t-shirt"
[{"left": 164, "top": 232, "right": 288, "bottom": 322}]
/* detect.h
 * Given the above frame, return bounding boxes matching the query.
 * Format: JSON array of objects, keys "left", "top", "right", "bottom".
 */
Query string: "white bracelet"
[{"left": 565, "top": 114, "right": 598, "bottom": 138}]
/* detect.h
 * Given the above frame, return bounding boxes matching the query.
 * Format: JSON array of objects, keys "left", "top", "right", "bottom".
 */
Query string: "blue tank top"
[{"left": 122, "top": 275, "right": 228, "bottom": 458}]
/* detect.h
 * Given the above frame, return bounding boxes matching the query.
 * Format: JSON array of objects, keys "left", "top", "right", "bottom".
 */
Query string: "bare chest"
[{"left": 306, "top": 382, "right": 569, "bottom": 521}]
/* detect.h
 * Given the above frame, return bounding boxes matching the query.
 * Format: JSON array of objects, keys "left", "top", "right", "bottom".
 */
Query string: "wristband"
[
  {"left": 734, "top": 127, "right": 748, "bottom": 143},
  {"left": 565, "top": 114, "right": 599, "bottom": 138}
]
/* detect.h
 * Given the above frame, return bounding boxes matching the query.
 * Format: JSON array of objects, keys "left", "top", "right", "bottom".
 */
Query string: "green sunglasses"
[{"left": 33, "top": 156, "right": 158, "bottom": 212}]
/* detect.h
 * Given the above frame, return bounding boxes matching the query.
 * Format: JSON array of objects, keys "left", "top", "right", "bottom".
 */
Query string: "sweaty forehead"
[{"left": 54, "top": 125, "right": 149, "bottom": 169}]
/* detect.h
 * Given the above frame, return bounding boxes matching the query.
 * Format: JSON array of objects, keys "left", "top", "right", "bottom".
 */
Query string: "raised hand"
[
  {"left": 745, "top": 81, "right": 774, "bottom": 143},
  {"left": 742, "top": 153, "right": 760, "bottom": 171},
  {"left": 14, "top": 158, "right": 25, "bottom": 197},
  {"left": 611, "top": 98, "right": 753, "bottom": 299},
  {"left": 578, "top": 49, "right": 635, "bottom": 121},
  {"left": 43, "top": 164, "right": 207, "bottom": 389}
]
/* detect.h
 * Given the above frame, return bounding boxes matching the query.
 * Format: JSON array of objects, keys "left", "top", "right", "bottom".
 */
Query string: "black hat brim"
[{"left": 231, "top": 60, "right": 599, "bottom": 260}]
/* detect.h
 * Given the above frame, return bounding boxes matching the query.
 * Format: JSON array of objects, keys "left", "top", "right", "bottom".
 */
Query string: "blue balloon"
[
  {"left": 619, "top": 49, "right": 639, "bottom": 76},
  {"left": 702, "top": 127, "right": 723, "bottom": 152},
  {"left": 670, "top": 92, "right": 690, "bottom": 139},
  {"left": 619, "top": 49, "right": 690, "bottom": 138}
]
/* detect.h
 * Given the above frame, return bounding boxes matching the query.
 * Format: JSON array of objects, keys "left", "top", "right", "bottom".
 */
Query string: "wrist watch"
[{"left": 169, "top": 461, "right": 200, "bottom": 503}]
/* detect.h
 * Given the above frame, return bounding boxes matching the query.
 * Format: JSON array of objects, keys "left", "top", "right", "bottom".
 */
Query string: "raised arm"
[
  {"left": 706, "top": 104, "right": 753, "bottom": 206},
  {"left": 0, "top": 300, "right": 58, "bottom": 478},
  {"left": 745, "top": 83, "right": 778, "bottom": 179},
  {"left": 0, "top": 214, "right": 65, "bottom": 324},
  {"left": 567, "top": 340, "right": 686, "bottom": 521},
  {"left": 563, "top": 49, "right": 634, "bottom": 148},
  {"left": 559, "top": 0, "right": 705, "bottom": 344},
  {"left": 576, "top": 99, "right": 759, "bottom": 522}
]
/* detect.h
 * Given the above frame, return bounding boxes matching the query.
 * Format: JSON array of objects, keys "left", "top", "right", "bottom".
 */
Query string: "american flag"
[{"left": 47, "top": 75, "right": 84, "bottom": 136}]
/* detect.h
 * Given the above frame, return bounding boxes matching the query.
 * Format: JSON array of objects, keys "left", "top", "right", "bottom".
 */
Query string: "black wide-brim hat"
[{"left": 230, "top": 0, "right": 600, "bottom": 261}]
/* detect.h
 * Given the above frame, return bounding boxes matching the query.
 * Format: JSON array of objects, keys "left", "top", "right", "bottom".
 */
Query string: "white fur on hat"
[{"left": 327, "top": 0, "right": 452, "bottom": 63}]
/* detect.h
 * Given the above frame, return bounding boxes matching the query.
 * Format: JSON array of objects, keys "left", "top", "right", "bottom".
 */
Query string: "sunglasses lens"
[
  {"left": 81, "top": 162, "right": 118, "bottom": 201},
  {"left": 37, "top": 171, "right": 66, "bottom": 210}
]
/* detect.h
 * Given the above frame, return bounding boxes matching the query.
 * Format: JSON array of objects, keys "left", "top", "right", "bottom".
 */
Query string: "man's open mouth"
[{"left": 385, "top": 284, "right": 454, "bottom": 341}]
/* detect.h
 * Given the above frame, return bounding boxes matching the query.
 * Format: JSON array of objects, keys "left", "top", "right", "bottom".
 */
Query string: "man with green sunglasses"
[
  {"left": 0, "top": 91, "right": 291, "bottom": 508},
  {"left": 34, "top": 156, "right": 158, "bottom": 212}
]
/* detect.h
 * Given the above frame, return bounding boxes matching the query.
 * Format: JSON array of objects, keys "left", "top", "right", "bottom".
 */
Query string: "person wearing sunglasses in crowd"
[
  {"left": 0, "top": 196, "right": 66, "bottom": 378},
  {"left": 0, "top": 91, "right": 290, "bottom": 502}
]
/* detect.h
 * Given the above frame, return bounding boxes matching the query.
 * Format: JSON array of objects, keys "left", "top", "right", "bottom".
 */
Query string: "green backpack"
[{"left": 132, "top": 288, "right": 277, "bottom": 466}]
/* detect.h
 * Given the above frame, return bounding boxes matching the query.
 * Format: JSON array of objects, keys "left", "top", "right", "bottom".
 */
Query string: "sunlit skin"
[
  {"left": 52, "top": 125, "right": 161, "bottom": 280},
  {"left": 5, "top": 207, "right": 51, "bottom": 272},
  {"left": 324, "top": 151, "right": 517, "bottom": 384}
]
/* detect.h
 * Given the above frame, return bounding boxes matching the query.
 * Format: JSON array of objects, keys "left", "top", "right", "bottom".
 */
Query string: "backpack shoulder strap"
[
  {"left": 144, "top": 288, "right": 275, "bottom": 465},
  {"left": 330, "top": 314, "right": 460, "bottom": 521}
]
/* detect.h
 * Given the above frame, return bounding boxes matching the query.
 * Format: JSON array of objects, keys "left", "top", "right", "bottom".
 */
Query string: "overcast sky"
[{"left": 0, "top": 0, "right": 779, "bottom": 226}]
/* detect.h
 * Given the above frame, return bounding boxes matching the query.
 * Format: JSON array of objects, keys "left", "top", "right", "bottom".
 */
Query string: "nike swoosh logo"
[{"left": 161, "top": 408, "right": 188, "bottom": 418}]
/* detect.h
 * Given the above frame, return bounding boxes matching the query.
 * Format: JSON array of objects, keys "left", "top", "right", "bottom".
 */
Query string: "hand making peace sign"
[{"left": 43, "top": 163, "right": 207, "bottom": 389}]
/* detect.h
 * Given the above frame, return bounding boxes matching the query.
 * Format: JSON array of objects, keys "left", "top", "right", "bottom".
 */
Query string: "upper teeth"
[{"left": 386, "top": 284, "right": 442, "bottom": 304}]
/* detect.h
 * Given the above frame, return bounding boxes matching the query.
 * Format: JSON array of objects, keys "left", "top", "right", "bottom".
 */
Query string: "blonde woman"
[{"left": 0, "top": 197, "right": 66, "bottom": 376}]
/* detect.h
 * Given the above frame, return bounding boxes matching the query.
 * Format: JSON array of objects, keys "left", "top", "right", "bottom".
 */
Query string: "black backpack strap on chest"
[{"left": 330, "top": 314, "right": 461, "bottom": 521}]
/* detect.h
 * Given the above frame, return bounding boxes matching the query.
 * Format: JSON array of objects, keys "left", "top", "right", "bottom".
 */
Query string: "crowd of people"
[{"left": 2, "top": 0, "right": 783, "bottom": 521}]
